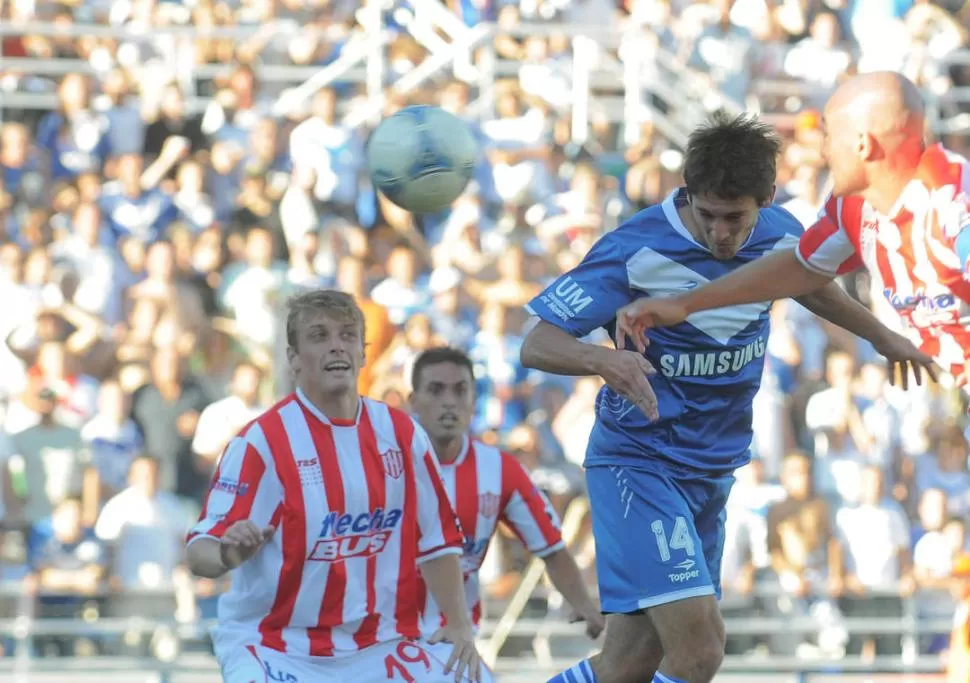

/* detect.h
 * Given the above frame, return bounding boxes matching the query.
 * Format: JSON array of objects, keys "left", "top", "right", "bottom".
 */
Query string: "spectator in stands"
[
  {"left": 142, "top": 83, "right": 207, "bottom": 166},
  {"left": 805, "top": 350, "right": 871, "bottom": 505},
  {"left": 1, "top": 122, "right": 43, "bottom": 211},
  {"left": 94, "top": 455, "right": 187, "bottom": 657},
  {"left": 687, "top": 0, "right": 755, "bottom": 106},
  {"left": 551, "top": 375, "right": 602, "bottom": 469},
  {"left": 766, "top": 451, "right": 847, "bottom": 657},
  {"left": 836, "top": 465, "right": 914, "bottom": 660},
  {"left": 915, "top": 423, "right": 970, "bottom": 518},
  {"left": 191, "top": 360, "right": 265, "bottom": 468},
  {"left": 287, "top": 87, "right": 364, "bottom": 221},
  {"left": 30, "top": 496, "right": 105, "bottom": 657},
  {"left": 173, "top": 160, "right": 216, "bottom": 234},
  {"left": 723, "top": 459, "right": 786, "bottom": 597},
  {"left": 81, "top": 379, "right": 143, "bottom": 501},
  {"left": 916, "top": 493, "right": 967, "bottom": 653},
  {"left": 48, "top": 202, "right": 126, "bottom": 324},
  {"left": 370, "top": 245, "right": 431, "bottom": 326},
  {"left": 945, "top": 553, "right": 970, "bottom": 683},
  {"left": 218, "top": 227, "right": 286, "bottom": 349},
  {"left": 8, "top": 386, "right": 90, "bottom": 536},
  {"left": 99, "top": 153, "right": 179, "bottom": 244},
  {"left": 129, "top": 346, "right": 212, "bottom": 505},
  {"left": 95, "top": 455, "right": 187, "bottom": 591},
  {"left": 35, "top": 74, "right": 110, "bottom": 182},
  {"left": 782, "top": 13, "right": 852, "bottom": 90},
  {"left": 426, "top": 266, "right": 476, "bottom": 349}
]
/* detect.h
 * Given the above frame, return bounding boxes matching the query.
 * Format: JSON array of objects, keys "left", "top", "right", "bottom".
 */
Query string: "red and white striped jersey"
[
  {"left": 186, "top": 389, "right": 463, "bottom": 658},
  {"left": 419, "top": 435, "right": 565, "bottom": 630},
  {"left": 796, "top": 144, "right": 970, "bottom": 373}
]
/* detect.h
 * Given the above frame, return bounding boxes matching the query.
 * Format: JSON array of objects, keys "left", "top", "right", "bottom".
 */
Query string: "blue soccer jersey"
[{"left": 527, "top": 188, "right": 803, "bottom": 474}]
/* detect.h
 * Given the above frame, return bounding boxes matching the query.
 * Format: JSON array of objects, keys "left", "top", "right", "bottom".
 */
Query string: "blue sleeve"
[
  {"left": 955, "top": 226, "right": 970, "bottom": 270},
  {"left": 526, "top": 233, "right": 635, "bottom": 338},
  {"left": 35, "top": 113, "right": 62, "bottom": 151},
  {"left": 150, "top": 192, "right": 179, "bottom": 242}
]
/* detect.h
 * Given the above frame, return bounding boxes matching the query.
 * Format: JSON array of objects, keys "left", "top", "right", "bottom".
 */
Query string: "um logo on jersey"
[
  {"left": 659, "top": 336, "right": 766, "bottom": 378},
  {"left": 538, "top": 276, "right": 593, "bottom": 321},
  {"left": 308, "top": 507, "right": 403, "bottom": 562}
]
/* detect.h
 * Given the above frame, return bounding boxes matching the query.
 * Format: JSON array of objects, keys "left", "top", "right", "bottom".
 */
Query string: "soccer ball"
[{"left": 366, "top": 105, "right": 477, "bottom": 214}]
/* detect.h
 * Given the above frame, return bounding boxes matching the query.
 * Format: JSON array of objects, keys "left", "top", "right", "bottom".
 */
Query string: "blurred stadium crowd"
[{"left": 1, "top": 0, "right": 970, "bottom": 671}]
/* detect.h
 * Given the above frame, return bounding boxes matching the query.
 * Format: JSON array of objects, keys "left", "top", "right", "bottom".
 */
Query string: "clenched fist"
[{"left": 220, "top": 521, "right": 275, "bottom": 569}]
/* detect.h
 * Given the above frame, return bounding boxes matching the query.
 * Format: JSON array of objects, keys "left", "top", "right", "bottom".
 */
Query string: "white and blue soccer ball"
[{"left": 366, "top": 105, "right": 477, "bottom": 214}]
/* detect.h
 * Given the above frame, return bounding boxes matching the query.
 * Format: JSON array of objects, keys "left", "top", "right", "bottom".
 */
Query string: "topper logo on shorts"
[
  {"left": 668, "top": 559, "right": 700, "bottom": 583},
  {"left": 308, "top": 507, "right": 403, "bottom": 562}
]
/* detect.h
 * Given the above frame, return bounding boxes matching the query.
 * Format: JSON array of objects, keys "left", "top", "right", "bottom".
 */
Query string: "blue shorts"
[{"left": 586, "top": 461, "right": 735, "bottom": 614}]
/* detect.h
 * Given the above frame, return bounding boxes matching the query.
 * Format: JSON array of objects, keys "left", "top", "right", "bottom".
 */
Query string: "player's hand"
[
  {"left": 870, "top": 331, "right": 939, "bottom": 390},
  {"left": 592, "top": 349, "right": 659, "bottom": 421},
  {"left": 430, "top": 621, "right": 481, "bottom": 682},
  {"left": 567, "top": 606, "right": 606, "bottom": 639},
  {"left": 220, "top": 521, "right": 275, "bottom": 570},
  {"left": 615, "top": 297, "right": 690, "bottom": 353}
]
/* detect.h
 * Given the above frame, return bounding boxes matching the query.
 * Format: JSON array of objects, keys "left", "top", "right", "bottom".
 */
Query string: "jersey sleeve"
[
  {"left": 410, "top": 422, "right": 464, "bottom": 564},
  {"left": 795, "top": 195, "right": 864, "bottom": 277},
  {"left": 948, "top": 197, "right": 970, "bottom": 269},
  {"left": 525, "top": 232, "right": 635, "bottom": 337},
  {"left": 498, "top": 452, "right": 565, "bottom": 558},
  {"left": 186, "top": 425, "right": 283, "bottom": 547}
]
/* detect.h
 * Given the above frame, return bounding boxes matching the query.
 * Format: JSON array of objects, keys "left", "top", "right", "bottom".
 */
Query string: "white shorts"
[{"left": 218, "top": 638, "right": 496, "bottom": 683}]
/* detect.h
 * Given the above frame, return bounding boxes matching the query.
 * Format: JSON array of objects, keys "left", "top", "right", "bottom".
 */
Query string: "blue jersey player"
[{"left": 520, "top": 113, "right": 932, "bottom": 683}]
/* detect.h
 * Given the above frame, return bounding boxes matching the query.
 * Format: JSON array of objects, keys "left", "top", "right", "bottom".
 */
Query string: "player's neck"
[
  {"left": 676, "top": 203, "right": 705, "bottom": 244},
  {"left": 863, "top": 173, "right": 917, "bottom": 216},
  {"left": 863, "top": 146, "right": 923, "bottom": 215},
  {"left": 301, "top": 385, "right": 360, "bottom": 423},
  {"left": 432, "top": 435, "right": 464, "bottom": 464}
]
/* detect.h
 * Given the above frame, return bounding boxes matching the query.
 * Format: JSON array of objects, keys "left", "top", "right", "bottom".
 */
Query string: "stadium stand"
[{"left": 0, "top": 0, "right": 969, "bottom": 680}]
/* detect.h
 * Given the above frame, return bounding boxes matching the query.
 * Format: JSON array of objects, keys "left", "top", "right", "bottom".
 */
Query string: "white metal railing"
[
  {"left": 0, "top": 17, "right": 708, "bottom": 147},
  {"left": 2, "top": 17, "right": 967, "bottom": 147}
]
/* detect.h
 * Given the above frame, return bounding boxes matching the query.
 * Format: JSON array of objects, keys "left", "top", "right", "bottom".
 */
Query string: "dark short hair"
[
  {"left": 682, "top": 110, "right": 782, "bottom": 205},
  {"left": 411, "top": 347, "right": 475, "bottom": 392}
]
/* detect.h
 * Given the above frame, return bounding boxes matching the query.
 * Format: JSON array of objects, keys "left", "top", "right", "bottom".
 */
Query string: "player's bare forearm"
[
  {"left": 419, "top": 552, "right": 474, "bottom": 631},
  {"left": 794, "top": 281, "right": 895, "bottom": 347},
  {"left": 543, "top": 548, "right": 597, "bottom": 615},
  {"left": 186, "top": 537, "right": 229, "bottom": 579},
  {"left": 681, "top": 250, "right": 833, "bottom": 315},
  {"left": 520, "top": 321, "right": 614, "bottom": 376}
]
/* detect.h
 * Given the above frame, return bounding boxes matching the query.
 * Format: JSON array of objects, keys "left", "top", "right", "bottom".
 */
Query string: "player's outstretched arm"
[
  {"left": 795, "top": 283, "right": 940, "bottom": 389},
  {"left": 520, "top": 321, "right": 659, "bottom": 420},
  {"left": 616, "top": 249, "right": 834, "bottom": 342}
]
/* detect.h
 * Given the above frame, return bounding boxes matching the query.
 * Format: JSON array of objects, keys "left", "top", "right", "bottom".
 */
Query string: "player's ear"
[
  {"left": 858, "top": 132, "right": 876, "bottom": 162},
  {"left": 286, "top": 345, "right": 300, "bottom": 375},
  {"left": 762, "top": 185, "right": 777, "bottom": 208}
]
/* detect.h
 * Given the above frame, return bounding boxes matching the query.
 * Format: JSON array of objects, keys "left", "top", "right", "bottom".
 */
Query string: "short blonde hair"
[{"left": 285, "top": 289, "right": 365, "bottom": 350}]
